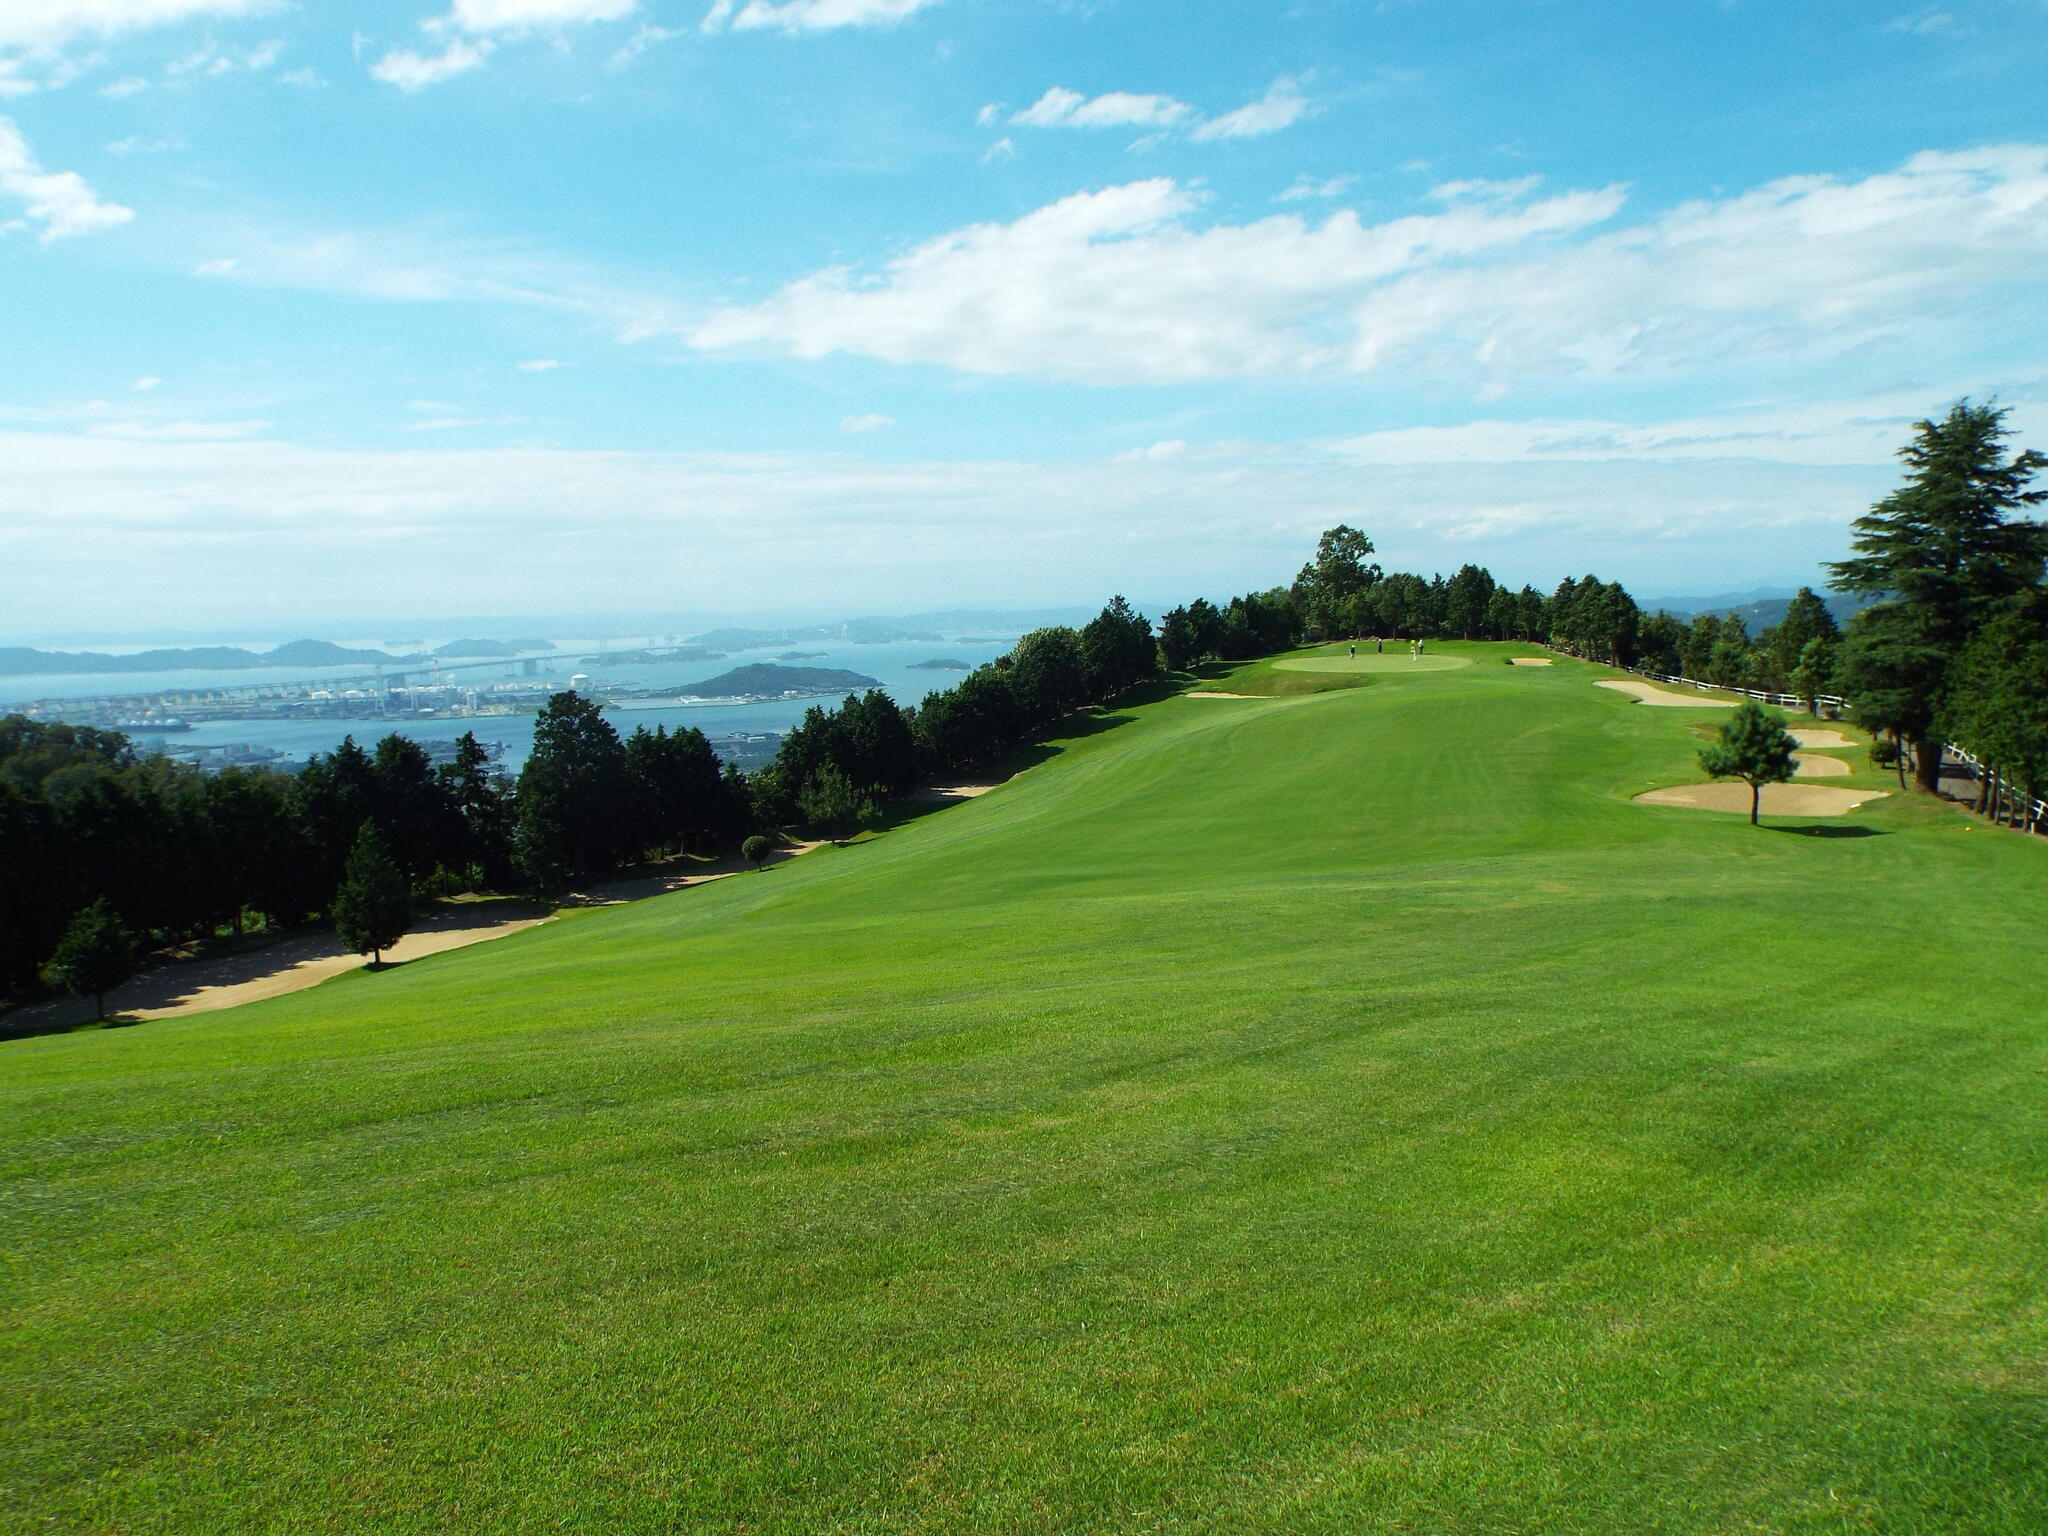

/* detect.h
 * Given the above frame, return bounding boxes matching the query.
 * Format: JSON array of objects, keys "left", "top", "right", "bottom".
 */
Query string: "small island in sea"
[
  {"left": 907, "top": 658, "right": 973, "bottom": 671},
  {"left": 676, "top": 662, "right": 880, "bottom": 700}
]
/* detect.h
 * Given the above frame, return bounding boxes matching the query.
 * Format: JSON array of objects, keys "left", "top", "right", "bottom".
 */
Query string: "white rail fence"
[{"left": 1548, "top": 644, "right": 2046, "bottom": 834}]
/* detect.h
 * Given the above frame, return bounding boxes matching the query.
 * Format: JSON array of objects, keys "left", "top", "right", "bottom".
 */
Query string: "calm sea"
[{"left": 0, "top": 636, "right": 1018, "bottom": 772}]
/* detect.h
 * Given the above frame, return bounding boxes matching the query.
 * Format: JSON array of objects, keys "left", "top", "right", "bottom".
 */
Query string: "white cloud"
[
  {"left": 0, "top": 115, "right": 133, "bottom": 242},
  {"left": 839, "top": 412, "right": 894, "bottom": 433},
  {"left": 131, "top": 374, "right": 160, "bottom": 390},
  {"left": 974, "top": 102, "right": 1002, "bottom": 128},
  {"left": 0, "top": 425, "right": 1912, "bottom": 635},
  {"left": 1326, "top": 394, "right": 1958, "bottom": 468},
  {"left": 99, "top": 74, "right": 150, "bottom": 97},
  {"left": 86, "top": 417, "right": 266, "bottom": 440},
  {"left": 980, "top": 136, "right": 1014, "bottom": 163},
  {"left": 1276, "top": 174, "right": 1354, "bottom": 203},
  {"left": 1190, "top": 77, "right": 1308, "bottom": 141},
  {"left": 1115, "top": 438, "right": 1187, "bottom": 461},
  {"left": 1430, "top": 175, "right": 1544, "bottom": 204},
  {"left": 106, "top": 133, "right": 181, "bottom": 154},
  {"left": 441, "top": 0, "right": 635, "bottom": 33},
  {"left": 1013, "top": 86, "right": 1193, "bottom": 131},
  {"left": 689, "top": 176, "right": 1626, "bottom": 383},
  {"left": 0, "top": 0, "right": 269, "bottom": 51},
  {"left": 687, "top": 146, "right": 2048, "bottom": 388},
  {"left": 276, "top": 66, "right": 323, "bottom": 86},
  {"left": 516, "top": 357, "right": 562, "bottom": 370},
  {"left": 702, "top": 0, "right": 947, "bottom": 35},
  {"left": 607, "top": 22, "right": 682, "bottom": 67},
  {"left": 405, "top": 414, "right": 518, "bottom": 431},
  {"left": 1884, "top": 9, "right": 1965, "bottom": 36},
  {"left": 371, "top": 37, "right": 492, "bottom": 90},
  {"left": 184, "top": 222, "right": 683, "bottom": 336}
]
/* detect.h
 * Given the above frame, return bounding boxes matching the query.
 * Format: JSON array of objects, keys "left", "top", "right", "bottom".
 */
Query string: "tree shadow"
[{"left": 1764, "top": 824, "right": 1887, "bottom": 839}]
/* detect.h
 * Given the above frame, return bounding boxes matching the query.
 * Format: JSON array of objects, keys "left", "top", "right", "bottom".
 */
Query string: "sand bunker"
[
  {"left": 1509, "top": 658, "right": 1553, "bottom": 666},
  {"left": 1274, "top": 654, "right": 1470, "bottom": 674},
  {"left": 907, "top": 779, "right": 1004, "bottom": 800},
  {"left": 1791, "top": 752, "right": 1851, "bottom": 778},
  {"left": 1185, "top": 691, "right": 1260, "bottom": 698},
  {"left": 1635, "top": 783, "right": 1888, "bottom": 815},
  {"left": 1788, "top": 729, "right": 1856, "bottom": 750},
  {"left": 1598, "top": 679, "right": 1738, "bottom": 708}
]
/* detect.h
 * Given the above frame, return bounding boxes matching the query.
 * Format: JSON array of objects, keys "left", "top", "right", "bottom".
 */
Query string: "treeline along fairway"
[{"left": 12, "top": 402, "right": 2048, "bottom": 1018}]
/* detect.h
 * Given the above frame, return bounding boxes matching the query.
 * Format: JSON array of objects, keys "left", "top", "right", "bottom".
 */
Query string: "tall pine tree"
[{"left": 1829, "top": 402, "right": 2048, "bottom": 790}]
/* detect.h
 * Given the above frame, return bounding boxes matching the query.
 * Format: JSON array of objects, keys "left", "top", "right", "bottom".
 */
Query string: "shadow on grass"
[
  {"left": 1, "top": 1010, "right": 122, "bottom": 1043},
  {"left": 1765, "top": 824, "right": 1887, "bottom": 839}
]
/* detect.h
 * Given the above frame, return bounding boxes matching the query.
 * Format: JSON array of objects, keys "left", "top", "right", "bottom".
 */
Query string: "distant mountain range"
[
  {"left": 1638, "top": 586, "right": 1878, "bottom": 632},
  {"left": 0, "top": 635, "right": 567, "bottom": 679},
  {"left": 678, "top": 663, "right": 881, "bottom": 698},
  {"left": 432, "top": 638, "right": 555, "bottom": 658},
  {"left": 0, "top": 638, "right": 421, "bottom": 678},
  {"left": 689, "top": 619, "right": 945, "bottom": 649}
]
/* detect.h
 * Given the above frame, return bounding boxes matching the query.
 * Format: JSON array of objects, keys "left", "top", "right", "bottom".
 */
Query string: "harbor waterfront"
[{"left": 0, "top": 637, "right": 1020, "bottom": 773}]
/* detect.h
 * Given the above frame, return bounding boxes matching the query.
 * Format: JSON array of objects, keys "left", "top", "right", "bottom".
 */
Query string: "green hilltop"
[{"left": 6, "top": 643, "right": 2047, "bottom": 1531}]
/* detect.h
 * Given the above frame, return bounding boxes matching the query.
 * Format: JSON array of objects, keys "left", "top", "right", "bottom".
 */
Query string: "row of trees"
[
  {"left": 1830, "top": 403, "right": 2047, "bottom": 807},
  {"left": 3, "top": 595, "right": 1196, "bottom": 1005},
  {"left": 1280, "top": 525, "right": 1642, "bottom": 663},
  {"left": 0, "top": 705, "right": 753, "bottom": 997}
]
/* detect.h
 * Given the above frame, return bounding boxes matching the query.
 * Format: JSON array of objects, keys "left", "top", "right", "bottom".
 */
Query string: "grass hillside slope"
[{"left": 6, "top": 644, "right": 2046, "bottom": 1533}]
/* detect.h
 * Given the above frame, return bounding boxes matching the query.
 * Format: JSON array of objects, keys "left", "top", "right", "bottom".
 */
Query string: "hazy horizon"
[{"left": 5, "top": 2, "right": 2044, "bottom": 634}]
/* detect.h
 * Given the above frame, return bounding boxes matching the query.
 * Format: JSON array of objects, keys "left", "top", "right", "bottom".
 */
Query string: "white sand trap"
[
  {"left": 1788, "top": 729, "right": 1856, "bottom": 750},
  {"left": 1635, "top": 783, "right": 1889, "bottom": 815},
  {"left": 1185, "top": 691, "right": 1260, "bottom": 698},
  {"left": 1598, "top": 679, "right": 1737, "bottom": 708},
  {"left": 907, "top": 779, "right": 1004, "bottom": 800},
  {"left": 1792, "top": 752, "right": 1851, "bottom": 778},
  {"left": 1509, "top": 658, "right": 1553, "bottom": 666}
]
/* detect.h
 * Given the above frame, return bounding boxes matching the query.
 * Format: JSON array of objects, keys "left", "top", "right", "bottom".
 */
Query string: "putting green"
[{"left": 1273, "top": 650, "right": 1470, "bottom": 673}]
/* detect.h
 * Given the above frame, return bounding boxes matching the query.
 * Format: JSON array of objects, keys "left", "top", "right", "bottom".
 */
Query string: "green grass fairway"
[
  {"left": 8, "top": 643, "right": 2048, "bottom": 1533},
  {"left": 1273, "top": 649, "right": 1470, "bottom": 673}
]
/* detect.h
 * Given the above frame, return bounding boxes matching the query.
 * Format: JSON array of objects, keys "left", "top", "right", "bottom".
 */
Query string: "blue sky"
[{"left": 4, "top": 0, "right": 2047, "bottom": 637}]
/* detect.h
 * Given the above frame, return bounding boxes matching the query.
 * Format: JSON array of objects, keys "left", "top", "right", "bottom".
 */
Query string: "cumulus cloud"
[
  {"left": 1276, "top": 174, "right": 1354, "bottom": 203},
  {"left": 0, "top": 0, "right": 268, "bottom": 50},
  {"left": 441, "top": 0, "right": 635, "bottom": 32},
  {"left": 689, "top": 176, "right": 1625, "bottom": 383},
  {"left": 687, "top": 146, "right": 2048, "bottom": 388},
  {"left": 1190, "top": 77, "right": 1308, "bottom": 141},
  {"left": 371, "top": 37, "right": 492, "bottom": 90},
  {"left": 701, "top": 0, "right": 946, "bottom": 34},
  {"left": 0, "top": 115, "right": 134, "bottom": 242},
  {"left": 1013, "top": 86, "right": 1193, "bottom": 131},
  {"left": 999, "top": 77, "right": 1307, "bottom": 145}
]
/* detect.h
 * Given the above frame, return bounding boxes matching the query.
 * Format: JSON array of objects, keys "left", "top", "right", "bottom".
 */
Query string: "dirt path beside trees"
[{"left": 9, "top": 837, "right": 844, "bottom": 1033}]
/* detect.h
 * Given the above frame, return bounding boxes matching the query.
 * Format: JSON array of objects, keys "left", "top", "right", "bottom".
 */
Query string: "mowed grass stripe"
[{"left": 4, "top": 643, "right": 2046, "bottom": 1533}]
